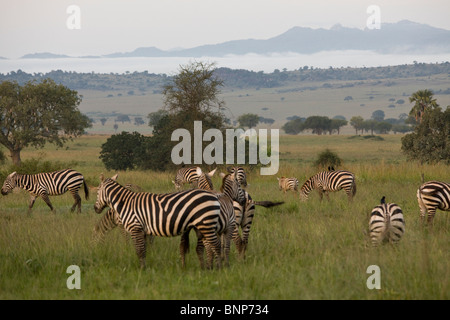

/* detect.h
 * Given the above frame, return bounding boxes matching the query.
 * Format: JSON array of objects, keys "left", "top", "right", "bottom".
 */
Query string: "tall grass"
[{"left": 0, "top": 134, "right": 448, "bottom": 299}]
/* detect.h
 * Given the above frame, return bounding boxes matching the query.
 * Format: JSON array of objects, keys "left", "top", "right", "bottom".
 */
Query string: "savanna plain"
[{"left": 0, "top": 134, "right": 448, "bottom": 300}]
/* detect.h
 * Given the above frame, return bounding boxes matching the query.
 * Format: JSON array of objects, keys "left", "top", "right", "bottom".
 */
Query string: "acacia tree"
[
  {"left": 144, "top": 61, "right": 227, "bottom": 169},
  {"left": 0, "top": 79, "right": 91, "bottom": 166}
]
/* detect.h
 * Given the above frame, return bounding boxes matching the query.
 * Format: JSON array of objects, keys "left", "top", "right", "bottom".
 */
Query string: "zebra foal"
[
  {"left": 417, "top": 180, "right": 450, "bottom": 224},
  {"left": 172, "top": 166, "right": 199, "bottom": 190},
  {"left": 1, "top": 169, "right": 89, "bottom": 213},
  {"left": 93, "top": 174, "right": 222, "bottom": 269},
  {"left": 277, "top": 177, "right": 299, "bottom": 194},
  {"left": 369, "top": 196, "right": 405, "bottom": 246}
]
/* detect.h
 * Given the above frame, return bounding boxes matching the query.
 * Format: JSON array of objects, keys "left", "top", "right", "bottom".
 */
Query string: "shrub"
[{"left": 314, "top": 149, "right": 342, "bottom": 169}]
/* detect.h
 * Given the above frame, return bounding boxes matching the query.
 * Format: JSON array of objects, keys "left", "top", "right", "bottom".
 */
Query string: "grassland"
[{"left": 0, "top": 134, "right": 448, "bottom": 300}]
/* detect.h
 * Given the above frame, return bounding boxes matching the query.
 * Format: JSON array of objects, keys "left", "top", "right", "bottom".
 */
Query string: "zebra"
[
  {"left": 277, "top": 177, "right": 299, "bottom": 193},
  {"left": 172, "top": 166, "right": 199, "bottom": 191},
  {"left": 1, "top": 169, "right": 89, "bottom": 213},
  {"left": 92, "top": 181, "right": 142, "bottom": 244},
  {"left": 417, "top": 180, "right": 450, "bottom": 224},
  {"left": 299, "top": 170, "right": 356, "bottom": 202},
  {"left": 369, "top": 196, "right": 405, "bottom": 246},
  {"left": 227, "top": 166, "right": 248, "bottom": 187},
  {"left": 180, "top": 167, "right": 245, "bottom": 268},
  {"left": 93, "top": 174, "right": 223, "bottom": 269}
]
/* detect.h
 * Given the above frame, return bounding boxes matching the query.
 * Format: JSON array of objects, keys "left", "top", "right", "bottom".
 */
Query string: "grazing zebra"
[
  {"left": 94, "top": 174, "right": 222, "bottom": 269},
  {"left": 299, "top": 170, "right": 356, "bottom": 202},
  {"left": 180, "top": 168, "right": 245, "bottom": 268},
  {"left": 172, "top": 166, "right": 199, "bottom": 190},
  {"left": 1, "top": 169, "right": 89, "bottom": 213},
  {"left": 369, "top": 196, "right": 405, "bottom": 246},
  {"left": 417, "top": 180, "right": 450, "bottom": 224},
  {"left": 227, "top": 166, "right": 248, "bottom": 187},
  {"left": 277, "top": 177, "right": 299, "bottom": 193}
]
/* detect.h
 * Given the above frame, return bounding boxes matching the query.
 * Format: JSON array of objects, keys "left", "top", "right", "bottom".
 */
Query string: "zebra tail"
[
  {"left": 253, "top": 201, "right": 284, "bottom": 208},
  {"left": 83, "top": 180, "right": 90, "bottom": 200},
  {"left": 352, "top": 181, "right": 357, "bottom": 197}
]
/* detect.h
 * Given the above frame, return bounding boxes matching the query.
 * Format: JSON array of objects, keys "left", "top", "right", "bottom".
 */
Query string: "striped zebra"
[
  {"left": 1, "top": 169, "right": 89, "bottom": 213},
  {"left": 92, "top": 208, "right": 128, "bottom": 244},
  {"left": 180, "top": 167, "right": 244, "bottom": 268},
  {"left": 172, "top": 166, "right": 199, "bottom": 191},
  {"left": 277, "top": 177, "right": 299, "bottom": 193},
  {"left": 299, "top": 170, "right": 356, "bottom": 202},
  {"left": 417, "top": 180, "right": 450, "bottom": 224},
  {"left": 369, "top": 196, "right": 405, "bottom": 246},
  {"left": 93, "top": 174, "right": 222, "bottom": 269},
  {"left": 227, "top": 166, "right": 248, "bottom": 187}
]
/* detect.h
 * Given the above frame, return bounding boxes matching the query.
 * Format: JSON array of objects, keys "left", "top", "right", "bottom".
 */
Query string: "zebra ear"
[
  {"left": 219, "top": 172, "right": 226, "bottom": 178},
  {"left": 9, "top": 171, "right": 17, "bottom": 178},
  {"left": 99, "top": 173, "right": 105, "bottom": 182},
  {"left": 277, "top": 177, "right": 280, "bottom": 181},
  {"left": 196, "top": 167, "right": 203, "bottom": 176},
  {"left": 208, "top": 168, "right": 217, "bottom": 177},
  {"left": 111, "top": 174, "right": 118, "bottom": 181}
]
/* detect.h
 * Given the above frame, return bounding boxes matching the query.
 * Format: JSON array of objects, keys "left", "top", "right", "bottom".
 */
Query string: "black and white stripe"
[
  {"left": 1, "top": 169, "right": 89, "bottom": 213},
  {"left": 172, "top": 166, "right": 199, "bottom": 190},
  {"left": 93, "top": 174, "right": 222, "bottom": 269},
  {"left": 277, "top": 177, "right": 299, "bottom": 193},
  {"left": 227, "top": 166, "right": 248, "bottom": 187},
  {"left": 299, "top": 170, "right": 356, "bottom": 202},
  {"left": 417, "top": 180, "right": 450, "bottom": 224},
  {"left": 369, "top": 196, "right": 405, "bottom": 246},
  {"left": 180, "top": 167, "right": 244, "bottom": 268}
]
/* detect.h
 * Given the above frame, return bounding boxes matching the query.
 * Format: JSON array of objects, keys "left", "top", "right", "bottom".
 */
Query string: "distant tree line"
[{"left": 1, "top": 62, "right": 449, "bottom": 91}]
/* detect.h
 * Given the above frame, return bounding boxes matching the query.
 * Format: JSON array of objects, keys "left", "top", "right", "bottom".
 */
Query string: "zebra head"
[
  {"left": 1, "top": 172, "right": 18, "bottom": 196},
  {"left": 220, "top": 172, "right": 246, "bottom": 206},
  {"left": 94, "top": 173, "right": 118, "bottom": 214},
  {"left": 227, "top": 166, "right": 247, "bottom": 188},
  {"left": 196, "top": 167, "right": 216, "bottom": 190}
]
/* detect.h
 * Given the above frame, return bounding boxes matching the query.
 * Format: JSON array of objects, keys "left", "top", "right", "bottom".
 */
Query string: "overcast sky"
[{"left": 1, "top": 0, "right": 450, "bottom": 58}]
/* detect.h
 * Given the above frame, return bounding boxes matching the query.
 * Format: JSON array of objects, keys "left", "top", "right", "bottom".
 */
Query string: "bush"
[{"left": 314, "top": 149, "right": 342, "bottom": 169}]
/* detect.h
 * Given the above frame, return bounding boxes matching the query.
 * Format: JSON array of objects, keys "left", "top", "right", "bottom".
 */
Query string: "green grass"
[{"left": 0, "top": 134, "right": 448, "bottom": 300}]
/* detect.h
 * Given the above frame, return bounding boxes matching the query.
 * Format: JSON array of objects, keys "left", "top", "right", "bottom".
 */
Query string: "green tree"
[
  {"left": 371, "top": 110, "right": 385, "bottom": 122},
  {"left": 330, "top": 119, "right": 348, "bottom": 134},
  {"left": 350, "top": 116, "right": 364, "bottom": 134},
  {"left": 99, "top": 131, "right": 149, "bottom": 171},
  {"left": 282, "top": 117, "right": 305, "bottom": 135},
  {"left": 303, "top": 116, "right": 331, "bottom": 135},
  {"left": 238, "top": 113, "right": 259, "bottom": 128},
  {"left": 0, "top": 79, "right": 91, "bottom": 166},
  {"left": 409, "top": 89, "right": 438, "bottom": 124},
  {"left": 401, "top": 106, "right": 450, "bottom": 164}
]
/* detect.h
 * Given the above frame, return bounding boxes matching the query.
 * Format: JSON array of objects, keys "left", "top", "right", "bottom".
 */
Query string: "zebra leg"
[
  {"left": 427, "top": 207, "right": 436, "bottom": 225},
  {"left": 130, "top": 228, "right": 147, "bottom": 268},
  {"left": 195, "top": 233, "right": 205, "bottom": 269},
  {"left": 70, "top": 191, "right": 82, "bottom": 213},
  {"left": 201, "top": 230, "right": 222, "bottom": 270},
  {"left": 179, "top": 230, "right": 190, "bottom": 268},
  {"left": 222, "top": 223, "right": 235, "bottom": 267},
  {"left": 40, "top": 193, "right": 55, "bottom": 213}
]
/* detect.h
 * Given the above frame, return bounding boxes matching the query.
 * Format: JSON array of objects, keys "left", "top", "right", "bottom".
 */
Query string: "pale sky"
[{"left": 1, "top": 0, "right": 450, "bottom": 58}]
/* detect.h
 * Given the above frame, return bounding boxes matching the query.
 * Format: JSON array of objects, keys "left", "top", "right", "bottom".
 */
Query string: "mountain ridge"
[{"left": 17, "top": 20, "right": 450, "bottom": 59}]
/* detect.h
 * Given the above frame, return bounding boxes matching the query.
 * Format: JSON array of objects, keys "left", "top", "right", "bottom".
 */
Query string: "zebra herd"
[{"left": 0, "top": 167, "right": 449, "bottom": 268}]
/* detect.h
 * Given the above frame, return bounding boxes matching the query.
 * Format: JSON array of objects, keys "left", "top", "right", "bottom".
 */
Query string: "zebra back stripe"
[
  {"left": 369, "top": 198, "right": 405, "bottom": 245},
  {"left": 417, "top": 180, "right": 450, "bottom": 223}
]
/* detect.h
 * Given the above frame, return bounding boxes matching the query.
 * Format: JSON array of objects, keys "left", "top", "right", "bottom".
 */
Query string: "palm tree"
[{"left": 409, "top": 89, "right": 438, "bottom": 124}]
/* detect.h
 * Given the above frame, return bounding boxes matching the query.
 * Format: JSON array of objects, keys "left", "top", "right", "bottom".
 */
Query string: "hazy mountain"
[
  {"left": 19, "top": 20, "right": 450, "bottom": 59},
  {"left": 20, "top": 52, "right": 71, "bottom": 59}
]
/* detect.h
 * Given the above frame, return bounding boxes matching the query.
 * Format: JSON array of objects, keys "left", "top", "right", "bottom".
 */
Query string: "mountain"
[
  {"left": 20, "top": 52, "right": 71, "bottom": 59},
  {"left": 20, "top": 20, "right": 450, "bottom": 59}
]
